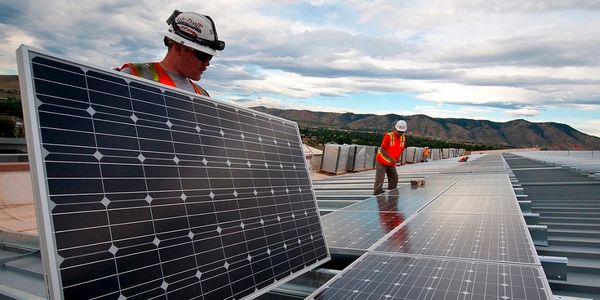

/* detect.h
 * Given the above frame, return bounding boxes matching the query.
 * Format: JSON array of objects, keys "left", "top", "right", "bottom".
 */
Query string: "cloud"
[
  {"left": 504, "top": 106, "right": 543, "bottom": 118},
  {"left": 561, "top": 103, "right": 600, "bottom": 111},
  {"left": 2, "top": 0, "right": 600, "bottom": 128},
  {"left": 561, "top": 119, "right": 600, "bottom": 138},
  {"left": 405, "top": 105, "right": 497, "bottom": 119},
  {"left": 579, "top": 120, "right": 600, "bottom": 138},
  {"left": 0, "top": 1, "right": 166, "bottom": 72},
  {"left": 0, "top": 25, "right": 40, "bottom": 73},
  {"left": 436, "top": 32, "right": 600, "bottom": 68},
  {"left": 225, "top": 95, "right": 352, "bottom": 114},
  {"left": 448, "top": 0, "right": 600, "bottom": 13}
]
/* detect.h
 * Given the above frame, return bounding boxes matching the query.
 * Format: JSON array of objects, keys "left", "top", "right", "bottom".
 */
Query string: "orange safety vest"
[
  {"left": 423, "top": 147, "right": 430, "bottom": 157},
  {"left": 376, "top": 132, "right": 406, "bottom": 166},
  {"left": 119, "top": 62, "right": 210, "bottom": 97}
]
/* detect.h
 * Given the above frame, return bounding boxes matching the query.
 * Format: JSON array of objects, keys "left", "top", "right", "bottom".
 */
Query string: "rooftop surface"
[{"left": 1, "top": 151, "right": 599, "bottom": 299}]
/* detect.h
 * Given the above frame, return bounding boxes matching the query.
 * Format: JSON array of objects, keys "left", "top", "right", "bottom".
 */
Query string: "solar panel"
[
  {"left": 339, "top": 176, "right": 460, "bottom": 213},
  {"left": 309, "top": 253, "right": 552, "bottom": 300},
  {"left": 442, "top": 183, "right": 515, "bottom": 196},
  {"left": 374, "top": 213, "right": 538, "bottom": 264},
  {"left": 451, "top": 174, "right": 512, "bottom": 186},
  {"left": 17, "top": 46, "right": 329, "bottom": 299},
  {"left": 319, "top": 178, "right": 457, "bottom": 252},
  {"left": 421, "top": 195, "right": 521, "bottom": 215},
  {"left": 319, "top": 174, "right": 465, "bottom": 253},
  {"left": 321, "top": 210, "right": 406, "bottom": 252},
  {"left": 339, "top": 188, "right": 439, "bottom": 214}
]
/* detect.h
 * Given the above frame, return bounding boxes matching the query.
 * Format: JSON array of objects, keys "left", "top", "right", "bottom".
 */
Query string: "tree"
[
  {"left": 299, "top": 127, "right": 502, "bottom": 151},
  {"left": 0, "top": 97, "right": 23, "bottom": 118},
  {"left": 0, "top": 116, "right": 16, "bottom": 137}
]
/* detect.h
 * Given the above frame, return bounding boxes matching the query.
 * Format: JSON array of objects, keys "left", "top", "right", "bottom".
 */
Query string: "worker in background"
[
  {"left": 373, "top": 120, "right": 407, "bottom": 195},
  {"left": 117, "top": 10, "right": 225, "bottom": 96},
  {"left": 422, "top": 147, "right": 430, "bottom": 162}
]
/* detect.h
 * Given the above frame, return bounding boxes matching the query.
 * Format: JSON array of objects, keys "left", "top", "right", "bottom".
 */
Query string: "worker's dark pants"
[{"left": 373, "top": 161, "right": 398, "bottom": 195}]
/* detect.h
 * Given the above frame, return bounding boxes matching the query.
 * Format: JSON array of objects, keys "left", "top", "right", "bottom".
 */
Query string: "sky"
[{"left": 1, "top": 0, "right": 600, "bottom": 138}]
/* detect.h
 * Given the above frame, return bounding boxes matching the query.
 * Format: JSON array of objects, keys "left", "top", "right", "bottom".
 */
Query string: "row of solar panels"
[
  {"left": 309, "top": 153, "right": 553, "bottom": 299},
  {"left": 320, "top": 144, "right": 465, "bottom": 175},
  {"left": 320, "top": 144, "right": 378, "bottom": 174}
]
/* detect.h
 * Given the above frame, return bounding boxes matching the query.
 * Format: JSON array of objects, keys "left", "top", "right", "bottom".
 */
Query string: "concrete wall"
[{"left": 0, "top": 163, "right": 33, "bottom": 205}]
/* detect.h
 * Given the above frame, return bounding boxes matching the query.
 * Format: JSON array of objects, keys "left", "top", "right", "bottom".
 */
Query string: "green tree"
[
  {"left": 0, "top": 97, "right": 23, "bottom": 118},
  {"left": 0, "top": 116, "right": 16, "bottom": 137},
  {"left": 300, "top": 127, "right": 502, "bottom": 151}
]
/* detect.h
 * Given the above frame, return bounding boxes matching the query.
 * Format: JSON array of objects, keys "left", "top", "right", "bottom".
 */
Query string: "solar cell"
[
  {"left": 18, "top": 46, "right": 329, "bottom": 299},
  {"left": 309, "top": 253, "right": 552, "bottom": 300},
  {"left": 374, "top": 213, "right": 537, "bottom": 264}
]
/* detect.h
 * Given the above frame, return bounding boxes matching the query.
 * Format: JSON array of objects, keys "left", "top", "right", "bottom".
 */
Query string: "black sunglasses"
[
  {"left": 194, "top": 49, "right": 213, "bottom": 62},
  {"left": 166, "top": 10, "right": 225, "bottom": 51}
]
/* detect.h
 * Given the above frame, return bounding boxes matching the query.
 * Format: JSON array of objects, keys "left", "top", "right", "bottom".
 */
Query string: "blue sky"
[{"left": 1, "top": 1, "right": 600, "bottom": 138}]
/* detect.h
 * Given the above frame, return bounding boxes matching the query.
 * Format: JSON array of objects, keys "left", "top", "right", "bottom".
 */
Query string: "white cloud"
[
  {"left": 2, "top": 0, "right": 600, "bottom": 134},
  {"left": 405, "top": 105, "right": 497, "bottom": 119},
  {"left": 231, "top": 69, "right": 354, "bottom": 98},
  {"left": 224, "top": 95, "right": 351, "bottom": 114},
  {"left": 563, "top": 119, "right": 600, "bottom": 138},
  {"left": 504, "top": 106, "right": 542, "bottom": 118},
  {"left": 561, "top": 104, "right": 600, "bottom": 111},
  {"left": 413, "top": 82, "right": 544, "bottom": 106},
  {"left": 0, "top": 25, "right": 40, "bottom": 73}
]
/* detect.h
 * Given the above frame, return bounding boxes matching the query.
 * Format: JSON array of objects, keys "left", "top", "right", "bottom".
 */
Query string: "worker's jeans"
[{"left": 373, "top": 161, "right": 398, "bottom": 195}]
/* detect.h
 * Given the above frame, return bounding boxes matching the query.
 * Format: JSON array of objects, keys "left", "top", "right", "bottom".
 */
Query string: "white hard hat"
[
  {"left": 395, "top": 120, "right": 407, "bottom": 132},
  {"left": 159, "top": 10, "right": 225, "bottom": 56}
]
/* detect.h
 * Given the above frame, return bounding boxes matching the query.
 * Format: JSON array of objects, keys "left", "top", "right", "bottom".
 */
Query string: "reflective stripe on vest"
[
  {"left": 376, "top": 132, "right": 405, "bottom": 166},
  {"left": 190, "top": 82, "right": 210, "bottom": 97},
  {"left": 119, "top": 63, "right": 209, "bottom": 97},
  {"left": 377, "top": 148, "right": 395, "bottom": 164},
  {"left": 388, "top": 132, "right": 405, "bottom": 147},
  {"left": 397, "top": 134, "right": 405, "bottom": 147},
  {"left": 387, "top": 132, "right": 406, "bottom": 147}
]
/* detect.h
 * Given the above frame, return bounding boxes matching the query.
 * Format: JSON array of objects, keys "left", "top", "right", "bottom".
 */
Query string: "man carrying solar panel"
[
  {"left": 373, "top": 120, "right": 407, "bottom": 195},
  {"left": 117, "top": 10, "right": 224, "bottom": 97}
]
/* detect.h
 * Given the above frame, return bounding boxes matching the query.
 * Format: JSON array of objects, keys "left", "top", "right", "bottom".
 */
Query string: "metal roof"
[{"left": 504, "top": 152, "right": 600, "bottom": 300}]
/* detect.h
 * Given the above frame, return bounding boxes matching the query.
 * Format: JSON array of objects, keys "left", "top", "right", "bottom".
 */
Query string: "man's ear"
[{"left": 172, "top": 43, "right": 186, "bottom": 55}]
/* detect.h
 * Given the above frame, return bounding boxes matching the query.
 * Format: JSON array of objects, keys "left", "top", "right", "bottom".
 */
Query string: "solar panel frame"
[{"left": 17, "top": 45, "right": 330, "bottom": 300}]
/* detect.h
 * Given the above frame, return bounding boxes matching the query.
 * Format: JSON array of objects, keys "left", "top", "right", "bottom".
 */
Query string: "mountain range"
[
  {"left": 251, "top": 107, "right": 600, "bottom": 150},
  {"left": 2, "top": 74, "right": 598, "bottom": 149}
]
